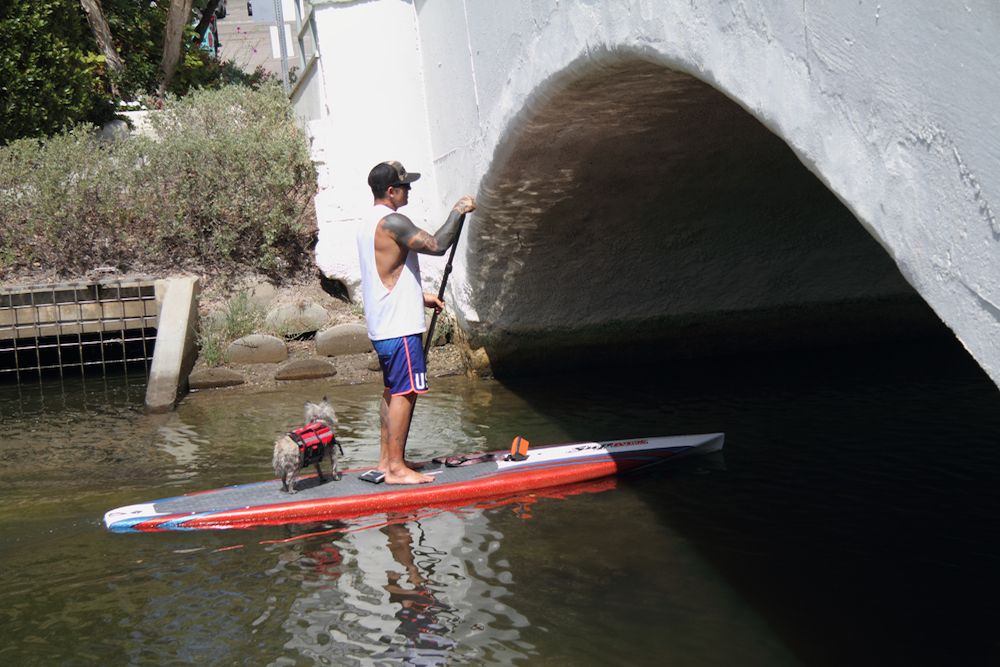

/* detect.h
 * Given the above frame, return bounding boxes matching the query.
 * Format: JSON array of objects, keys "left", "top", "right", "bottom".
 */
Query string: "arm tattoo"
[{"left": 382, "top": 209, "right": 466, "bottom": 257}]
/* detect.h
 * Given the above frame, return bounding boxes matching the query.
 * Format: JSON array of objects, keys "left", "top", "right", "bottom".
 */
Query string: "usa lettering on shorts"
[{"left": 413, "top": 372, "right": 427, "bottom": 391}]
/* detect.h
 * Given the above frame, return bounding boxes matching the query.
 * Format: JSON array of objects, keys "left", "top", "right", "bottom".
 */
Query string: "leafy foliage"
[
  {"left": 98, "top": 0, "right": 260, "bottom": 99},
  {"left": 100, "top": 0, "right": 170, "bottom": 99},
  {"left": 171, "top": 50, "right": 278, "bottom": 97},
  {"left": 0, "top": 1, "right": 114, "bottom": 144},
  {"left": 1, "top": 0, "right": 277, "bottom": 145},
  {"left": 0, "top": 84, "right": 317, "bottom": 282}
]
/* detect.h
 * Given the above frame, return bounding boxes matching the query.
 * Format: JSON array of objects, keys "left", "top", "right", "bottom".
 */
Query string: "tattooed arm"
[{"left": 381, "top": 196, "right": 476, "bottom": 256}]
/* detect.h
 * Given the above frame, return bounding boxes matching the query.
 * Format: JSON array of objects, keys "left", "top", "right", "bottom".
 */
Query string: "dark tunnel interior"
[{"left": 467, "top": 55, "right": 949, "bottom": 375}]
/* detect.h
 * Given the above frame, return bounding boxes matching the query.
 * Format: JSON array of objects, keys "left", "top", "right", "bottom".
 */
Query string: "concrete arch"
[
  {"left": 411, "top": 2, "right": 1000, "bottom": 384},
  {"left": 462, "top": 49, "right": 942, "bottom": 373}
]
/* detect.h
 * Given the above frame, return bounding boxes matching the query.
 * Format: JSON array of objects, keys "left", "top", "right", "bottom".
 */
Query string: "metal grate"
[{"left": 0, "top": 280, "right": 158, "bottom": 382}]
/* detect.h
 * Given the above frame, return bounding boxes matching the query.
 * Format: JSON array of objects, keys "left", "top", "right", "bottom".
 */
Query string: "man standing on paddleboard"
[{"left": 357, "top": 161, "right": 476, "bottom": 484}]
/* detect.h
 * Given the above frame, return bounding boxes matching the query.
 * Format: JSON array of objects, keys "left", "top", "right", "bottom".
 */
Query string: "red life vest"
[{"left": 288, "top": 422, "right": 335, "bottom": 467}]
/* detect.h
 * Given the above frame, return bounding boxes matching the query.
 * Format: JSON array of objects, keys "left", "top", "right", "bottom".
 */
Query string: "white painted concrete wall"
[
  {"left": 309, "top": 0, "right": 1000, "bottom": 387},
  {"left": 309, "top": 0, "right": 447, "bottom": 296}
]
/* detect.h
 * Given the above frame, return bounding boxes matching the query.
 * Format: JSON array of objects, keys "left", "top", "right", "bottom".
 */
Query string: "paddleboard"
[{"left": 103, "top": 432, "right": 724, "bottom": 533}]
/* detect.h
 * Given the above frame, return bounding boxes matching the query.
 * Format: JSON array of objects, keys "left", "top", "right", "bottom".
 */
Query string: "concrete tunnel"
[{"left": 459, "top": 56, "right": 947, "bottom": 375}]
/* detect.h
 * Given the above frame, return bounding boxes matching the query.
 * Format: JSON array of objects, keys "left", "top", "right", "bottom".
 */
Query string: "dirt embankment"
[{"left": 191, "top": 272, "right": 470, "bottom": 394}]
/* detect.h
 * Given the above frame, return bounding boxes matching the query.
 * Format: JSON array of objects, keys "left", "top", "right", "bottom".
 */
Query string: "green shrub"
[
  {"left": 196, "top": 322, "right": 226, "bottom": 367},
  {"left": 220, "top": 291, "right": 265, "bottom": 340},
  {"left": 196, "top": 290, "right": 265, "bottom": 367},
  {"left": 0, "top": 84, "right": 317, "bottom": 281}
]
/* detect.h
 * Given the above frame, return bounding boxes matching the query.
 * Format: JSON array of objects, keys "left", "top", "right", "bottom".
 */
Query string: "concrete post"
[{"left": 145, "top": 276, "right": 201, "bottom": 413}]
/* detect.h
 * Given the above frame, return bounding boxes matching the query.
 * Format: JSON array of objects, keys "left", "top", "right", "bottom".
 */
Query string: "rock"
[
  {"left": 274, "top": 358, "right": 338, "bottom": 381},
  {"left": 265, "top": 301, "right": 330, "bottom": 337},
  {"left": 367, "top": 353, "right": 382, "bottom": 371},
  {"left": 463, "top": 345, "right": 492, "bottom": 372},
  {"left": 96, "top": 119, "right": 129, "bottom": 143},
  {"left": 315, "top": 323, "right": 371, "bottom": 356},
  {"left": 225, "top": 334, "right": 288, "bottom": 363},
  {"left": 314, "top": 225, "right": 361, "bottom": 301},
  {"left": 248, "top": 280, "right": 278, "bottom": 308},
  {"left": 188, "top": 367, "right": 246, "bottom": 389}
]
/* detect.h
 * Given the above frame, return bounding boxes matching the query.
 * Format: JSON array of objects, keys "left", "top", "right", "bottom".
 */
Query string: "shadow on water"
[{"left": 497, "top": 334, "right": 1000, "bottom": 665}]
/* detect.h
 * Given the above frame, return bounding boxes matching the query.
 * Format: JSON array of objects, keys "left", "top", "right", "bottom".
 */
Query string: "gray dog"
[{"left": 272, "top": 397, "right": 341, "bottom": 493}]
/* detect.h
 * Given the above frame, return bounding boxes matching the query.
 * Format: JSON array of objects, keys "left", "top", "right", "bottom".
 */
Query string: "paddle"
[{"left": 423, "top": 213, "right": 467, "bottom": 358}]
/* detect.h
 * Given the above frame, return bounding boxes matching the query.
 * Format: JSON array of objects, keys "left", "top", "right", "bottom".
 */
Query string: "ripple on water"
[{"left": 1, "top": 342, "right": 1000, "bottom": 665}]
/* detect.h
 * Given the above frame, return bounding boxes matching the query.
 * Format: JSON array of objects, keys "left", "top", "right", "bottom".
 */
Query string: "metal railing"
[
  {"left": 284, "top": 0, "right": 324, "bottom": 122},
  {"left": 0, "top": 279, "right": 158, "bottom": 382}
]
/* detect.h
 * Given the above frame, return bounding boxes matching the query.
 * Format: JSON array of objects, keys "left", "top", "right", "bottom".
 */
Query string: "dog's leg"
[
  {"left": 287, "top": 467, "right": 299, "bottom": 494},
  {"left": 329, "top": 442, "right": 341, "bottom": 481}
]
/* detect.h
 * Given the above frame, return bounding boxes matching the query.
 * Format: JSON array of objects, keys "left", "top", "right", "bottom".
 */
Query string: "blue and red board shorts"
[{"left": 372, "top": 334, "right": 428, "bottom": 396}]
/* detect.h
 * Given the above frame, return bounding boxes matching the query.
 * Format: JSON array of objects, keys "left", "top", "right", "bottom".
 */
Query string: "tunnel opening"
[{"left": 468, "top": 54, "right": 951, "bottom": 376}]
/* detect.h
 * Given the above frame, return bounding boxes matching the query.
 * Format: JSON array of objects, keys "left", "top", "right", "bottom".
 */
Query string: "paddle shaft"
[
  {"left": 401, "top": 213, "right": 466, "bottom": 465},
  {"left": 423, "top": 215, "right": 466, "bottom": 358}
]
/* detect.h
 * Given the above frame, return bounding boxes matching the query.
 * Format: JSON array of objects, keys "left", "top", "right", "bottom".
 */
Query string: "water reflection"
[
  {"left": 152, "top": 414, "right": 210, "bottom": 480},
  {"left": 266, "top": 507, "right": 536, "bottom": 665},
  {"left": 0, "top": 370, "right": 147, "bottom": 421},
  {"left": 2, "top": 342, "right": 999, "bottom": 665},
  {"left": 0, "top": 373, "right": 173, "bottom": 495},
  {"left": 379, "top": 522, "right": 457, "bottom": 662}
]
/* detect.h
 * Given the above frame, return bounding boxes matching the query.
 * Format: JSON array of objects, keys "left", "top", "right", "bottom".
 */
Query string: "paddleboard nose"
[{"left": 104, "top": 503, "right": 162, "bottom": 531}]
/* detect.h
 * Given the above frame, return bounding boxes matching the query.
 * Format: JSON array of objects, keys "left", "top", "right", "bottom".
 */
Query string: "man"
[{"left": 357, "top": 161, "right": 476, "bottom": 484}]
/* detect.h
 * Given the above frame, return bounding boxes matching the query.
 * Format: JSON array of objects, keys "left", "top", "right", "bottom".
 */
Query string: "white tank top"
[{"left": 356, "top": 204, "right": 426, "bottom": 340}]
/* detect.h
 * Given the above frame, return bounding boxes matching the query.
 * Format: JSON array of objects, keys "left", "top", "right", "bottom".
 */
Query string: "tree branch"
[{"left": 79, "top": 0, "right": 125, "bottom": 97}]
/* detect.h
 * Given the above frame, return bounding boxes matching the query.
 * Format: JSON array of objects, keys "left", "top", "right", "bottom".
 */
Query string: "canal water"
[{"left": 1, "top": 335, "right": 999, "bottom": 665}]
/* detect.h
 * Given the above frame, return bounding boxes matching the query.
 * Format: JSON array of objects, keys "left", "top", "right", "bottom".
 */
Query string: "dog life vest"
[{"left": 288, "top": 422, "right": 335, "bottom": 467}]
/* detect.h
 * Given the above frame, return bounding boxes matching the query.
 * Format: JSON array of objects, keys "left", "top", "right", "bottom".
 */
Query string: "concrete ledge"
[{"left": 145, "top": 277, "right": 200, "bottom": 413}]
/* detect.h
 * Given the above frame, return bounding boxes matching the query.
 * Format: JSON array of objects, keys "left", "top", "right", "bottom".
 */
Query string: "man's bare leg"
[
  {"left": 378, "top": 388, "right": 425, "bottom": 473},
  {"left": 378, "top": 387, "right": 391, "bottom": 471},
  {"left": 378, "top": 391, "right": 433, "bottom": 484}
]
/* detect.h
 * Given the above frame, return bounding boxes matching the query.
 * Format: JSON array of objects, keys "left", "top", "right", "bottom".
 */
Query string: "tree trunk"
[
  {"left": 79, "top": 0, "right": 125, "bottom": 97},
  {"left": 156, "top": 0, "right": 195, "bottom": 99}
]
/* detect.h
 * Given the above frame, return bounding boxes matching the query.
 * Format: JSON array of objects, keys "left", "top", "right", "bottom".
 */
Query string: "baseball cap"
[{"left": 368, "top": 161, "right": 421, "bottom": 192}]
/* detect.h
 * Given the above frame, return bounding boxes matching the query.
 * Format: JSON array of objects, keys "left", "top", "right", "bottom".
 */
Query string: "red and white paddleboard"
[{"left": 103, "top": 433, "right": 724, "bottom": 533}]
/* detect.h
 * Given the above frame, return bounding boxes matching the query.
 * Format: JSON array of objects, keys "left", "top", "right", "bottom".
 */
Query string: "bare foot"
[
  {"left": 384, "top": 466, "right": 435, "bottom": 485},
  {"left": 378, "top": 459, "right": 426, "bottom": 472}
]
